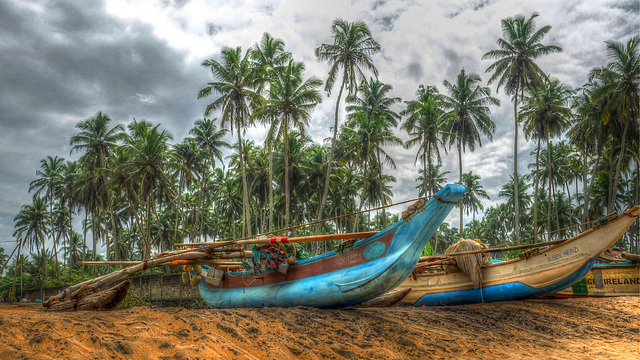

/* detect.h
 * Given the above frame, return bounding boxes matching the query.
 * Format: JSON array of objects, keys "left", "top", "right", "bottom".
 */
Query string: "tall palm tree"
[
  {"left": 256, "top": 60, "right": 322, "bottom": 228},
  {"left": 415, "top": 163, "right": 451, "bottom": 197},
  {"left": 199, "top": 47, "right": 261, "bottom": 237},
  {"left": 401, "top": 85, "right": 447, "bottom": 196},
  {"left": 461, "top": 172, "right": 490, "bottom": 223},
  {"left": 69, "top": 111, "right": 127, "bottom": 266},
  {"left": 13, "top": 196, "right": 49, "bottom": 294},
  {"left": 315, "top": 19, "right": 380, "bottom": 232},
  {"left": 520, "top": 79, "right": 573, "bottom": 239},
  {"left": 123, "top": 124, "right": 176, "bottom": 259},
  {"left": 250, "top": 32, "right": 292, "bottom": 232},
  {"left": 172, "top": 138, "right": 203, "bottom": 242},
  {"left": 441, "top": 69, "right": 499, "bottom": 234},
  {"left": 483, "top": 12, "right": 562, "bottom": 241},
  {"left": 28, "top": 155, "right": 65, "bottom": 277},
  {"left": 189, "top": 118, "right": 230, "bottom": 239},
  {"left": 590, "top": 35, "right": 639, "bottom": 211},
  {"left": 346, "top": 78, "right": 401, "bottom": 226},
  {"left": 499, "top": 175, "right": 532, "bottom": 240}
]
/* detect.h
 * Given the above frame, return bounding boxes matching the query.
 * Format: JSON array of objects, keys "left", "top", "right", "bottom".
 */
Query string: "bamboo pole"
[
  {"left": 174, "top": 231, "right": 379, "bottom": 248},
  {"left": 419, "top": 238, "right": 568, "bottom": 261}
]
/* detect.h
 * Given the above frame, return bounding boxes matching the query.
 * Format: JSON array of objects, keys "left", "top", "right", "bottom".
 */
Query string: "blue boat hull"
[
  {"left": 413, "top": 255, "right": 599, "bottom": 306},
  {"left": 399, "top": 205, "right": 640, "bottom": 307},
  {"left": 197, "top": 184, "right": 465, "bottom": 308}
]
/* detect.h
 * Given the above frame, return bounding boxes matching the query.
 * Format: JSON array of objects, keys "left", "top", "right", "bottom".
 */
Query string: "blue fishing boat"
[
  {"left": 397, "top": 206, "right": 639, "bottom": 306},
  {"left": 196, "top": 184, "right": 465, "bottom": 308}
]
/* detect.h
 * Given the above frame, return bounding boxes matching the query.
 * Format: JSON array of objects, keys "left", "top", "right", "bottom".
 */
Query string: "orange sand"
[{"left": 0, "top": 297, "right": 637, "bottom": 359}]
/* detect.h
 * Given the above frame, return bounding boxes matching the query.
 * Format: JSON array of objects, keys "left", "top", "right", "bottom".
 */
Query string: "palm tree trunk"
[
  {"left": 585, "top": 144, "right": 602, "bottom": 224},
  {"left": 581, "top": 150, "right": 588, "bottom": 224},
  {"left": 11, "top": 239, "right": 22, "bottom": 302},
  {"left": 458, "top": 138, "right": 463, "bottom": 236},
  {"left": 91, "top": 205, "right": 97, "bottom": 278},
  {"left": 610, "top": 119, "right": 629, "bottom": 212},
  {"left": 376, "top": 148, "right": 387, "bottom": 228},
  {"left": 174, "top": 172, "right": 184, "bottom": 242},
  {"left": 151, "top": 196, "right": 164, "bottom": 256},
  {"left": 425, "top": 134, "right": 430, "bottom": 196},
  {"left": 353, "top": 158, "right": 368, "bottom": 233},
  {"left": 48, "top": 189, "right": 60, "bottom": 279},
  {"left": 513, "top": 85, "right": 520, "bottom": 242},
  {"left": 547, "top": 141, "right": 552, "bottom": 241},
  {"left": 533, "top": 137, "right": 541, "bottom": 242},
  {"left": 237, "top": 114, "right": 251, "bottom": 238},
  {"left": 284, "top": 115, "right": 290, "bottom": 228},
  {"left": 268, "top": 140, "right": 274, "bottom": 232},
  {"left": 82, "top": 210, "right": 87, "bottom": 281},
  {"left": 316, "top": 73, "right": 347, "bottom": 235}
]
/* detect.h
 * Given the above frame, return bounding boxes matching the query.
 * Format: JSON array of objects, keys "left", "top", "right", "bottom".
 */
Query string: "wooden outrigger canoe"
[
  {"left": 546, "top": 262, "right": 639, "bottom": 298},
  {"left": 397, "top": 206, "right": 640, "bottom": 306},
  {"left": 195, "top": 184, "right": 465, "bottom": 308}
]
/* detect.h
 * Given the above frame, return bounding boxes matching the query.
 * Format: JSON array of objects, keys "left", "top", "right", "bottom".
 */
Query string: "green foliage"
[{"left": 115, "top": 288, "right": 148, "bottom": 310}]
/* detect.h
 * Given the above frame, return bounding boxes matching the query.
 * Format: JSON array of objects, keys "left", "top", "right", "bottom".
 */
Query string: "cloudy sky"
[{"left": 1, "top": 0, "right": 638, "bottom": 258}]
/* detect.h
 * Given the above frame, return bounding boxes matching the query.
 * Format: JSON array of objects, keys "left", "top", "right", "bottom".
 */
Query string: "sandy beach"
[{"left": 0, "top": 296, "right": 637, "bottom": 359}]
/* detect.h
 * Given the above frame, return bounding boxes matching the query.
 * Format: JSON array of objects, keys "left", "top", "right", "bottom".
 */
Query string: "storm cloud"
[{"left": 0, "top": 0, "right": 636, "bottom": 257}]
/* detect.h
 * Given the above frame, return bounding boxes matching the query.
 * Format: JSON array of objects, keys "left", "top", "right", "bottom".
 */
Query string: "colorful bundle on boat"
[{"left": 251, "top": 241, "right": 310, "bottom": 273}]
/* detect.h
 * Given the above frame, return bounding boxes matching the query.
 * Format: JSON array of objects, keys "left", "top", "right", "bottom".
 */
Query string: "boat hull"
[
  {"left": 399, "top": 206, "right": 639, "bottom": 306},
  {"left": 547, "top": 262, "right": 639, "bottom": 298},
  {"left": 197, "top": 184, "right": 465, "bottom": 308}
]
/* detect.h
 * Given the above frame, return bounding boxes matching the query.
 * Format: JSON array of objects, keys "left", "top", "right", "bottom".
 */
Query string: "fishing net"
[
  {"left": 445, "top": 239, "right": 491, "bottom": 289},
  {"left": 251, "top": 243, "right": 310, "bottom": 274}
]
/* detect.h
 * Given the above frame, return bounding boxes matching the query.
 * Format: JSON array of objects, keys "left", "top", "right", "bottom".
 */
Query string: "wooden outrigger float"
[
  {"left": 396, "top": 206, "right": 640, "bottom": 306},
  {"left": 42, "top": 184, "right": 465, "bottom": 311}
]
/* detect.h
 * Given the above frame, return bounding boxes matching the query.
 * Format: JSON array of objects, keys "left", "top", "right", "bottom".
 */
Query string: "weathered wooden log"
[
  {"left": 621, "top": 252, "right": 640, "bottom": 262},
  {"left": 52, "top": 251, "right": 210, "bottom": 302},
  {"left": 42, "top": 281, "right": 131, "bottom": 312}
]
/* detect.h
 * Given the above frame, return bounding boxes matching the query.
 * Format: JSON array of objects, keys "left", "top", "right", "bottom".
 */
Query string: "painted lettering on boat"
[
  {"left": 342, "top": 253, "right": 359, "bottom": 265},
  {"left": 546, "top": 246, "right": 579, "bottom": 263},
  {"left": 586, "top": 277, "right": 639, "bottom": 285}
]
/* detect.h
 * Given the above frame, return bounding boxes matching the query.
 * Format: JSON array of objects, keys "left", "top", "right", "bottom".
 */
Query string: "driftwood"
[{"left": 42, "top": 281, "right": 131, "bottom": 312}]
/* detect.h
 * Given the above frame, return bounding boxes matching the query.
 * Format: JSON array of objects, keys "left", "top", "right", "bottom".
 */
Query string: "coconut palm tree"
[
  {"left": 189, "top": 118, "right": 230, "bottom": 239},
  {"left": 342, "top": 110, "right": 401, "bottom": 231},
  {"left": 347, "top": 78, "right": 402, "bottom": 226},
  {"left": 401, "top": 85, "right": 447, "bottom": 196},
  {"left": 415, "top": 163, "right": 451, "bottom": 197},
  {"left": 461, "top": 172, "right": 490, "bottom": 223},
  {"left": 483, "top": 12, "right": 562, "bottom": 241},
  {"left": 250, "top": 32, "right": 292, "bottom": 232},
  {"left": 315, "top": 18, "right": 380, "bottom": 232},
  {"left": 199, "top": 47, "right": 261, "bottom": 237},
  {"left": 520, "top": 79, "right": 573, "bottom": 238},
  {"left": 255, "top": 60, "right": 322, "bottom": 228},
  {"left": 172, "top": 138, "right": 203, "bottom": 242},
  {"left": 69, "top": 111, "right": 127, "bottom": 264},
  {"left": 123, "top": 124, "right": 176, "bottom": 259},
  {"left": 28, "top": 155, "right": 65, "bottom": 277},
  {"left": 590, "top": 35, "right": 639, "bottom": 211},
  {"left": 13, "top": 196, "right": 49, "bottom": 294},
  {"left": 441, "top": 69, "right": 499, "bottom": 234},
  {"left": 499, "top": 175, "right": 532, "bottom": 239}
]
